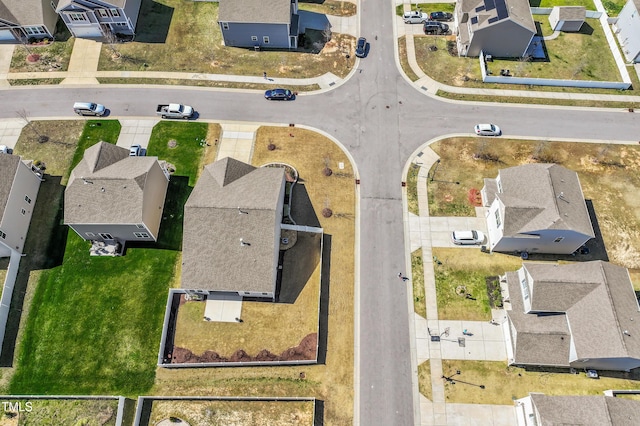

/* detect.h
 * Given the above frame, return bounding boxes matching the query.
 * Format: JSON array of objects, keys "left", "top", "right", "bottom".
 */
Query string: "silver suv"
[
  {"left": 73, "top": 102, "right": 106, "bottom": 116},
  {"left": 403, "top": 11, "right": 428, "bottom": 24}
]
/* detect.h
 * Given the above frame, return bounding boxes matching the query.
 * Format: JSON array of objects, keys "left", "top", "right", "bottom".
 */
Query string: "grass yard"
[
  {"left": 433, "top": 248, "right": 524, "bottom": 320},
  {"left": 530, "top": 0, "right": 596, "bottom": 8},
  {"left": 95, "top": 78, "right": 320, "bottom": 92},
  {"left": 411, "top": 248, "right": 426, "bottom": 318},
  {"left": 427, "top": 138, "right": 640, "bottom": 270},
  {"left": 9, "top": 25, "right": 74, "bottom": 73},
  {"left": 98, "top": 0, "right": 355, "bottom": 79},
  {"left": 418, "top": 361, "right": 432, "bottom": 401},
  {"left": 154, "top": 126, "right": 356, "bottom": 425},
  {"left": 442, "top": 360, "right": 640, "bottom": 404},
  {"left": 148, "top": 399, "right": 315, "bottom": 425},
  {"left": 395, "top": 3, "right": 456, "bottom": 16},
  {"left": 299, "top": 0, "right": 357, "bottom": 16},
  {"left": 0, "top": 398, "right": 119, "bottom": 425},
  {"left": 601, "top": 0, "right": 627, "bottom": 15},
  {"left": 406, "top": 162, "right": 421, "bottom": 215}
]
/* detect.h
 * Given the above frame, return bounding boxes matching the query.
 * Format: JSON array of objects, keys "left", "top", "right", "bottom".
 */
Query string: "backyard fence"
[{"left": 530, "top": 7, "right": 602, "bottom": 18}]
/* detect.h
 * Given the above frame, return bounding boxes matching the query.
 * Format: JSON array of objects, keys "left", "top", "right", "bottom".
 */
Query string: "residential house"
[
  {"left": 0, "top": 154, "right": 42, "bottom": 257},
  {"left": 548, "top": 6, "right": 585, "bottom": 32},
  {"left": 614, "top": 0, "right": 640, "bottom": 63},
  {"left": 64, "top": 142, "right": 170, "bottom": 247},
  {"left": 54, "top": 0, "right": 141, "bottom": 39},
  {"left": 481, "top": 163, "right": 594, "bottom": 254},
  {"left": 515, "top": 393, "right": 640, "bottom": 426},
  {"left": 0, "top": 0, "right": 58, "bottom": 42},
  {"left": 455, "top": 0, "right": 536, "bottom": 57},
  {"left": 218, "top": 0, "right": 299, "bottom": 49},
  {"left": 504, "top": 261, "right": 640, "bottom": 372},
  {"left": 181, "top": 157, "right": 286, "bottom": 301}
]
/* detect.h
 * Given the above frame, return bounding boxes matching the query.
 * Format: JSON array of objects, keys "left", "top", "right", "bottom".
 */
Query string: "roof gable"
[{"left": 0, "top": 154, "right": 20, "bottom": 221}]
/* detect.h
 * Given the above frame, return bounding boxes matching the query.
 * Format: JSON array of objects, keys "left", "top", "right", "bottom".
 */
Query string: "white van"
[
  {"left": 403, "top": 11, "right": 428, "bottom": 24},
  {"left": 73, "top": 102, "right": 106, "bottom": 116}
]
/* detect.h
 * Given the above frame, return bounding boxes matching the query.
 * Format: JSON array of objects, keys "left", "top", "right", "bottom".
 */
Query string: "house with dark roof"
[
  {"left": 504, "top": 261, "right": 640, "bottom": 372},
  {"left": 0, "top": 0, "right": 59, "bottom": 42},
  {"left": 218, "top": 0, "right": 300, "bottom": 49},
  {"left": 614, "top": 0, "right": 640, "bottom": 63},
  {"left": 455, "top": 0, "right": 536, "bottom": 57},
  {"left": 181, "top": 157, "right": 286, "bottom": 300},
  {"left": 515, "top": 393, "right": 640, "bottom": 426},
  {"left": 481, "top": 164, "right": 594, "bottom": 254},
  {"left": 0, "top": 154, "right": 42, "bottom": 257},
  {"left": 54, "top": 0, "right": 141, "bottom": 39},
  {"left": 64, "top": 142, "right": 170, "bottom": 248},
  {"left": 549, "top": 6, "right": 585, "bottom": 32}
]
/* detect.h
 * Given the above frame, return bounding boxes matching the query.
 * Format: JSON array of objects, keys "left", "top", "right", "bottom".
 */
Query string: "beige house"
[
  {"left": 64, "top": 142, "right": 170, "bottom": 247},
  {"left": 0, "top": 154, "right": 42, "bottom": 257},
  {"left": 504, "top": 261, "right": 640, "bottom": 372},
  {"left": 0, "top": 0, "right": 59, "bottom": 42},
  {"left": 181, "top": 157, "right": 286, "bottom": 300}
]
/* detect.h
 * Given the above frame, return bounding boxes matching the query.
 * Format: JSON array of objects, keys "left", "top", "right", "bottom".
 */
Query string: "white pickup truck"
[{"left": 156, "top": 103, "right": 194, "bottom": 119}]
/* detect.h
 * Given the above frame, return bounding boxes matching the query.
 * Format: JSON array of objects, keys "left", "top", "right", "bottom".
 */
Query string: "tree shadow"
[{"left": 133, "top": 0, "right": 174, "bottom": 43}]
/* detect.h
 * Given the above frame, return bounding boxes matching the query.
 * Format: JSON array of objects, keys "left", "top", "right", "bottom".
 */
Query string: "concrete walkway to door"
[{"left": 61, "top": 38, "right": 101, "bottom": 85}]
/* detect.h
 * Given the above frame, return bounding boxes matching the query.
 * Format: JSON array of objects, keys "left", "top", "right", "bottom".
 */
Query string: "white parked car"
[
  {"left": 129, "top": 145, "right": 142, "bottom": 156},
  {"left": 451, "top": 230, "right": 485, "bottom": 245},
  {"left": 403, "top": 11, "right": 428, "bottom": 23},
  {"left": 0, "top": 145, "right": 8, "bottom": 154},
  {"left": 474, "top": 123, "right": 501, "bottom": 136}
]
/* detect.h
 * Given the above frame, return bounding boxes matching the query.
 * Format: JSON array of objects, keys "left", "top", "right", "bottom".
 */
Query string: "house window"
[
  {"left": 520, "top": 277, "right": 529, "bottom": 300},
  {"left": 110, "top": 9, "right": 120, "bottom": 17},
  {"left": 251, "top": 36, "right": 258, "bottom": 41},
  {"left": 136, "top": 224, "right": 145, "bottom": 229},
  {"left": 24, "top": 27, "right": 46, "bottom": 35},
  {"left": 0, "top": 231, "right": 6, "bottom": 239},
  {"left": 25, "top": 195, "right": 32, "bottom": 204},
  {"left": 554, "top": 237, "right": 564, "bottom": 243},
  {"left": 222, "top": 22, "right": 229, "bottom": 30},
  {"left": 134, "top": 232, "right": 150, "bottom": 238},
  {"left": 67, "top": 13, "right": 87, "bottom": 22},
  {"left": 85, "top": 232, "right": 95, "bottom": 238},
  {"left": 263, "top": 36, "right": 270, "bottom": 44},
  {"left": 21, "top": 209, "right": 26, "bottom": 215},
  {"left": 50, "top": 1, "right": 56, "bottom": 11},
  {"left": 99, "top": 233, "right": 114, "bottom": 240},
  {"left": 97, "top": 9, "right": 109, "bottom": 18},
  {"left": 496, "top": 179, "right": 502, "bottom": 193},
  {"left": 494, "top": 210, "right": 501, "bottom": 227}
]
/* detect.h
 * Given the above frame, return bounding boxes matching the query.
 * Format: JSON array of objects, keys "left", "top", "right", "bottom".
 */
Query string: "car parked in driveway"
[
  {"left": 129, "top": 144, "right": 142, "bottom": 156},
  {"left": 474, "top": 123, "right": 501, "bottom": 136},
  {"left": 429, "top": 11, "right": 453, "bottom": 21},
  {"left": 355, "top": 37, "right": 368, "bottom": 58},
  {"left": 264, "top": 88, "right": 295, "bottom": 101},
  {"left": 403, "top": 11, "right": 428, "bottom": 23},
  {"left": 423, "top": 21, "right": 449, "bottom": 34},
  {"left": 452, "top": 230, "right": 485, "bottom": 245}
]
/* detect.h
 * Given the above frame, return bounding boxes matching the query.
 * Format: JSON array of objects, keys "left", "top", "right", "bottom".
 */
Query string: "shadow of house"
[
  {"left": 132, "top": 0, "right": 173, "bottom": 43},
  {"left": 289, "top": 183, "right": 321, "bottom": 228},
  {"left": 277, "top": 231, "right": 322, "bottom": 303}
]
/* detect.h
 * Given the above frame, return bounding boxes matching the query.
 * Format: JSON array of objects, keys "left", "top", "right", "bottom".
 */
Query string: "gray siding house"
[
  {"left": 218, "top": 0, "right": 299, "bottom": 49},
  {"left": 181, "top": 157, "right": 286, "bottom": 301},
  {"left": 614, "top": 0, "right": 640, "bottom": 63},
  {"left": 64, "top": 142, "right": 170, "bottom": 246},
  {"left": 504, "top": 261, "right": 640, "bottom": 372},
  {"left": 455, "top": 0, "right": 536, "bottom": 57},
  {"left": 0, "top": 0, "right": 59, "bottom": 42},
  {"left": 0, "top": 154, "right": 42, "bottom": 257},
  {"left": 515, "top": 393, "right": 640, "bottom": 426},
  {"left": 481, "top": 164, "right": 594, "bottom": 254},
  {"left": 548, "top": 6, "right": 585, "bottom": 32},
  {"left": 54, "top": 0, "right": 141, "bottom": 39}
]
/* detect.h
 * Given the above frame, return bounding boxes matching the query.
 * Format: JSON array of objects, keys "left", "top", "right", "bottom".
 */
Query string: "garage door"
[
  {"left": 71, "top": 25, "right": 102, "bottom": 38},
  {"left": 0, "top": 30, "right": 17, "bottom": 41}
]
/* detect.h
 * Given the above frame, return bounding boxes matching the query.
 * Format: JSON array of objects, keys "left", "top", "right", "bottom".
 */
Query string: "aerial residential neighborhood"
[{"left": 0, "top": 0, "right": 639, "bottom": 425}]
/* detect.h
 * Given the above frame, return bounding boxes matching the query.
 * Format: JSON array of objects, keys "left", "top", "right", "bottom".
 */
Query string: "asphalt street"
[{"left": 0, "top": 3, "right": 639, "bottom": 425}]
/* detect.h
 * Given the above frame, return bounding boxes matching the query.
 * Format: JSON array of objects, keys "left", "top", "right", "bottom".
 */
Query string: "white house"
[
  {"left": 614, "top": 0, "right": 640, "bottom": 63},
  {"left": 0, "top": 154, "right": 42, "bottom": 257},
  {"left": 481, "top": 163, "right": 594, "bottom": 254}
]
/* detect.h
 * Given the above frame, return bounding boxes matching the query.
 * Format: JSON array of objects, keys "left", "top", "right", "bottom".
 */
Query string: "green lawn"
[
  {"left": 530, "top": 0, "right": 595, "bottom": 8},
  {"left": 395, "top": 3, "right": 456, "bottom": 16},
  {"left": 411, "top": 248, "right": 426, "bottom": 318},
  {"left": 9, "top": 232, "right": 178, "bottom": 395},
  {"left": 146, "top": 121, "right": 208, "bottom": 186}
]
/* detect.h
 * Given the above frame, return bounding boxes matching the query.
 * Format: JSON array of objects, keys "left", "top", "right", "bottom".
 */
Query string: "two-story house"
[{"left": 54, "top": 0, "right": 141, "bottom": 39}]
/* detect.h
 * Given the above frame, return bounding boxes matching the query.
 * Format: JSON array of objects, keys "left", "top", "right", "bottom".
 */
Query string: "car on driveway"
[
  {"left": 264, "top": 88, "right": 295, "bottom": 101},
  {"left": 355, "top": 37, "right": 368, "bottom": 58},
  {"left": 474, "top": 123, "right": 501, "bottom": 136},
  {"left": 451, "top": 230, "right": 485, "bottom": 245},
  {"left": 423, "top": 21, "right": 449, "bottom": 34},
  {"left": 429, "top": 11, "right": 453, "bottom": 21},
  {"left": 403, "top": 11, "right": 428, "bottom": 23},
  {"left": 129, "top": 144, "right": 142, "bottom": 156}
]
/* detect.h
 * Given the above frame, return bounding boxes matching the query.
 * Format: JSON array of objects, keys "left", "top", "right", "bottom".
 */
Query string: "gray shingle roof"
[
  {"left": 557, "top": 6, "right": 586, "bottom": 21},
  {"left": 64, "top": 142, "right": 161, "bottom": 225},
  {"left": 493, "top": 164, "right": 594, "bottom": 238},
  {"left": 458, "top": 0, "right": 536, "bottom": 33},
  {"left": 181, "top": 157, "right": 285, "bottom": 294},
  {"left": 0, "top": 154, "right": 20, "bottom": 222},
  {"left": 0, "top": 0, "right": 55, "bottom": 28},
  {"left": 56, "top": 0, "right": 127, "bottom": 10},
  {"left": 218, "top": 0, "right": 291, "bottom": 24},
  {"left": 507, "top": 261, "right": 640, "bottom": 366},
  {"left": 530, "top": 394, "right": 640, "bottom": 426}
]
